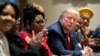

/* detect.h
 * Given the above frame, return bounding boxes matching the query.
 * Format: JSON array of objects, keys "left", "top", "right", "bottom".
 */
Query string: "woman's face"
[
  {"left": 0, "top": 5, "right": 16, "bottom": 33},
  {"left": 30, "top": 14, "right": 46, "bottom": 33},
  {"left": 80, "top": 14, "right": 90, "bottom": 27}
]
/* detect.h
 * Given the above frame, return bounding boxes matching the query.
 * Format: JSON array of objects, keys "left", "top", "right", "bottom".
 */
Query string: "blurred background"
[{"left": 0, "top": 0, "right": 100, "bottom": 30}]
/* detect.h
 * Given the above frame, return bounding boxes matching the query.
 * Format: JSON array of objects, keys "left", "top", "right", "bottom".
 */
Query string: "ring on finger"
[{"left": 38, "top": 39, "right": 41, "bottom": 42}]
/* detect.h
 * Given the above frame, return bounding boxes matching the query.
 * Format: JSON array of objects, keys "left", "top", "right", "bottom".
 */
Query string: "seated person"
[
  {"left": 47, "top": 8, "right": 93, "bottom": 56},
  {"left": 90, "top": 25, "right": 100, "bottom": 52},
  {"left": 77, "top": 7, "right": 94, "bottom": 38},
  {"left": 19, "top": 2, "right": 52, "bottom": 56},
  {"left": 75, "top": 7, "right": 95, "bottom": 49},
  {"left": 6, "top": 2, "right": 52, "bottom": 56}
]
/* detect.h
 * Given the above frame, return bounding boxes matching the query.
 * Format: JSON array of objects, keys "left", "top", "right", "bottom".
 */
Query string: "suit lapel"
[
  {"left": 70, "top": 30, "right": 78, "bottom": 50},
  {"left": 51, "top": 22, "right": 68, "bottom": 48},
  {"left": 52, "top": 22, "right": 65, "bottom": 39}
]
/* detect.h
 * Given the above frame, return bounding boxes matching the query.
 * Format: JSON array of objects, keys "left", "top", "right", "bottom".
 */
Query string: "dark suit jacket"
[{"left": 47, "top": 21, "right": 82, "bottom": 56}]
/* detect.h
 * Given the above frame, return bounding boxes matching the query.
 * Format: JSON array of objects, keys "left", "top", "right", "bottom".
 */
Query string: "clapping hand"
[
  {"left": 83, "top": 46, "right": 93, "bottom": 56},
  {"left": 30, "top": 28, "right": 48, "bottom": 47}
]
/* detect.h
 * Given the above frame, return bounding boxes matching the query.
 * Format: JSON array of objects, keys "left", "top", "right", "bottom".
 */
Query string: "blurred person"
[
  {"left": 11, "top": 17, "right": 21, "bottom": 34},
  {"left": 15, "top": 18, "right": 21, "bottom": 34},
  {"left": 47, "top": 8, "right": 92, "bottom": 56},
  {"left": 89, "top": 25, "right": 100, "bottom": 52},
  {"left": 75, "top": 8, "right": 97, "bottom": 50},
  {"left": 77, "top": 7, "right": 93, "bottom": 38},
  {"left": 0, "top": 2, "right": 19, "bottom": 56},
  {"left": 19, "top": 2, "right": 52, "bottom": 56}
]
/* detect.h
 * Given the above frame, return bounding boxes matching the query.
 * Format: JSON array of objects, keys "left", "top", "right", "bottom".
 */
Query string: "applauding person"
[{"left": 19, "top": 2, "right": 52, "bottom": 56}]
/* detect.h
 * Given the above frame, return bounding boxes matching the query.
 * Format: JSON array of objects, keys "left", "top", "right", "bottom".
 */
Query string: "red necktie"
[{"left": 66, "top": 32, "right": 71, "bottom": 50}]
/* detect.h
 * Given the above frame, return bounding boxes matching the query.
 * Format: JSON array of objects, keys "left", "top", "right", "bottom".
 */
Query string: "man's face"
[
  {"left": 80, "top": 14, "right": 90, "bottom": 27},
  {"left": 60, "top": 12, "right": 78, "bottom": 31}
]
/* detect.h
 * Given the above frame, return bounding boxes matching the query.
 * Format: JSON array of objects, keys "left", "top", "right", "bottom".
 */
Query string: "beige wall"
[{"left": 28, "top": 0, "right": 100, "bottom": 30}]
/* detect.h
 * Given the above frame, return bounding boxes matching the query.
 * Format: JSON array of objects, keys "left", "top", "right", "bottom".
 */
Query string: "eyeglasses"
[
  {"left": 34, "top": 18, "right": 47, "bottom": 25},
  {"left": 81, "top": 16, "right": 89, "bottom": 22}
]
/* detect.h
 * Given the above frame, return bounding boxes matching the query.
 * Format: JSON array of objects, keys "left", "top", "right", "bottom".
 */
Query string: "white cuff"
[
  {"left": 81, "top": 50, "right": 85, "bottom": 56},
  {"left": 78, "top": 43, "right": 82, "bottom": 48}
]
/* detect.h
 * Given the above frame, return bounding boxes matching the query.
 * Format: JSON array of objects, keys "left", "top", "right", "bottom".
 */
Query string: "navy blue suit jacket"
[{"left": 47, "top": 21, "right": 82, "bottom": 56}]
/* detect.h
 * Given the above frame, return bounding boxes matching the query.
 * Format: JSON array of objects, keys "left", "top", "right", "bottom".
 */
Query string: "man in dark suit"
[{"left": 47, "top": 8, "right": 93, "bottom": 56}]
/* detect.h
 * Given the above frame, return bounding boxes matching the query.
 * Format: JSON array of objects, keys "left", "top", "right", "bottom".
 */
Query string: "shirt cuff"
[
  {"left": 81, "top": 50, "right": 85, "bottom": 56},
  {"left": 78, "top": 43, "right": 82, "bottom": 48}
]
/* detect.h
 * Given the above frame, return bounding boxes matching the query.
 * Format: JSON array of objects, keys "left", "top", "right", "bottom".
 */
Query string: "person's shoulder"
[
  {"left": 47, "top": 21, "right": 60, "bottom": 29},
  {"left": 6, "top": 32, "right": 19, "bottom": 39},
  {"left": 93, "top": 25, "right": 100, "bottom": 38},
  {"left": 7, "top": 32, "right": 25, "bottom": 49},
  {"left": 19, "top": 31, "right": 29, "bottom": 38}
]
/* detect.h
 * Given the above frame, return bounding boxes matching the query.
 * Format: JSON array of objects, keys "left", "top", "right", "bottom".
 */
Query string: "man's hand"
[{"left": 83, "top": 46, "right": 93, "bottom": 56}]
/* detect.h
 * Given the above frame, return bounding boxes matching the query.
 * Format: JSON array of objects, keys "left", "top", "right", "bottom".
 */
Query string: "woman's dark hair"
[
  {"left": 0, "top": 2, "right": 20, "bottom": 19},
  {"left": 23, "top": 3, "right": 45, "bottom": 27}
]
